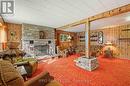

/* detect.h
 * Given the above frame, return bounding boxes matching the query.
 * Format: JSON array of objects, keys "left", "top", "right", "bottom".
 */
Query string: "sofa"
[{"left": 0, "top": 60, "right": 62, "bottom": 86}]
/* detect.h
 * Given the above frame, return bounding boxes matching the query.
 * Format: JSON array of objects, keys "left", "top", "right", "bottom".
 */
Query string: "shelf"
[
  {"left": 122, "top": 29, "right": 130, "bottom": 31},
  {"left": 90, "top": 35, "right": 98, "bottom": 37},
  {"left": 119, "top": 38, "right": 130, "bottom": 40},
  {"left": 90, "top": 40, "right": 97, "bottom": 41}
]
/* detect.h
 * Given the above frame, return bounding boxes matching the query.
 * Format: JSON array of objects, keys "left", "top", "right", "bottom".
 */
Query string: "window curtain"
[{"left": 0, "top": 27, "right": 7, "bottom": 50}]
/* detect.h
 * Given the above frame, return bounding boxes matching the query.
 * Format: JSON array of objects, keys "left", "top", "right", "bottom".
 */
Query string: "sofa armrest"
[
  {"left": 24, "top": 71, "right": 54, "bottom": 86},
  {"left": 14, "top": 61, "right": 29, "bottom": 66}
]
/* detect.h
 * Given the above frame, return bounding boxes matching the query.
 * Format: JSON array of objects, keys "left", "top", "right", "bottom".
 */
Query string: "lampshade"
[
  {"left": 68, "top": 35, "right": 72, "bottom": 39},
  {"left": 103, "top": 41, "right": 119, "bottom": 57}
]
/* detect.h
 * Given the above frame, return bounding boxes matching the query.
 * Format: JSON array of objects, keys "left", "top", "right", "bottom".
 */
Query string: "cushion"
[{"left": 0, "top": 60, "right": 24, "bottom": 86}]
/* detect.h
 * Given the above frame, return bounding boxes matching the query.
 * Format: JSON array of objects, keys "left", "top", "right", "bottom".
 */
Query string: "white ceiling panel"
[
  {"left": 100, "top": 0, "right": 130, "bottom": 11},
  {"left": 64, "top": 24, "right": 85, "bottom": 32},
  {"left": 91, "top": 12, "right": 130, "bottom": 30},
  {"left": 2, "top": 0, "right": 130, "bottom": 28},
  {"left": 63, "top": 12, "right": 130, "bottom": 32}
]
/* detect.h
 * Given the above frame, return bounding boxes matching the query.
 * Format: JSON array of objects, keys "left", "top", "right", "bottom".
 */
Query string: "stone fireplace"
[{"left": 22, "top": 24, "right": 55, "bottom": 57}]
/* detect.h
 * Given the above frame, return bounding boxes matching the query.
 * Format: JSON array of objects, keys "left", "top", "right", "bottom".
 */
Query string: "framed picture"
[
  {"left": 39, "top": 31, "right": 45, "bottom": 39},
  {"left": 60, "top": 34, "right": 64, "bottom": 42},
  {"left": 98, "top": 31, "right": 103, "bottom": 44},
  {"left": 60, "top": 34, "right": 71, "bottom": 42}
]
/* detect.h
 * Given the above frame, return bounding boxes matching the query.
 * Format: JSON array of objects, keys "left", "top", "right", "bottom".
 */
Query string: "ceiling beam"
[{"left": 57, "top": 4, "right": 130, "bottom": 30}]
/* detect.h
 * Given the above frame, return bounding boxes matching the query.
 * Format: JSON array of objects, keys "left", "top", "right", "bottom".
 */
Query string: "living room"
[{"left": 0, "top": 0, "right": 130, "bottom": 86}]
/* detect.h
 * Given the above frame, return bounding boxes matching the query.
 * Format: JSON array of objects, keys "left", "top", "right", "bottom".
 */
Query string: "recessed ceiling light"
[{"left": 126, "top": 16, "right": 130, "bottom": 21}]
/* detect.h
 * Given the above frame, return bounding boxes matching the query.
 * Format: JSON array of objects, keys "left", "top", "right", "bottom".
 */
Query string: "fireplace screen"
[{"left": 34, "top": 45, "right": 48, "bottom": 56}]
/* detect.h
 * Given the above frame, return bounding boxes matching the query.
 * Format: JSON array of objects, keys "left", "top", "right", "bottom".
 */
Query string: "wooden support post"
[
  {"left": 85, "top": 21, "right": 91, "bottom": 58},
  {"left": 75, "top": 21, "right": 99, "bottom": 71}
]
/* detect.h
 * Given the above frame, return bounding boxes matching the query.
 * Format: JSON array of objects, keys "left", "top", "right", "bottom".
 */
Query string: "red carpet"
[{"left": 33, "top": 55, "right": 130, "bottom": 86}]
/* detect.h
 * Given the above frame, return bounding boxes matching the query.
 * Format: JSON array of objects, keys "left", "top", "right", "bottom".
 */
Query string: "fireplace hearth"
[
  {"left": 22, "top": 39, "right": 55, "bottom": 57},
  {"left": 34, "top": 44, "right": 49, "bottom": 56}
]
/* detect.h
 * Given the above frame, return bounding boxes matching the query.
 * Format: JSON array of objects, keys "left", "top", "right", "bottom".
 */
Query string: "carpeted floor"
[{"left": 33, "top": 54, "right": 130, "bottom": 86}]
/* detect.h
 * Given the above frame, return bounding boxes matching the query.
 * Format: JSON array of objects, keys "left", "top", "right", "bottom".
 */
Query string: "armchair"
[{"left": 0, "top": 60, "right": 62, "bottom": 86}]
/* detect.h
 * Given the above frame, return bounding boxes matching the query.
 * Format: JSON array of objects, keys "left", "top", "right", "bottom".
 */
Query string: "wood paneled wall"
[
  {"left": 56, "top": 30, "right": 77, "bottom": 50},
  {"left": 76, "top": 32, "right": 85, "bottom": 52},
  {"left": 76, "top": 24, "right": 130, "bottom": 59},
  {"left": 6, "top": 23, "right": 22, "bottom": 48}
]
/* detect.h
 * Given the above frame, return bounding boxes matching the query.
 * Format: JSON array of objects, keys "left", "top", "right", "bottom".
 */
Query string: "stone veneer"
[{"left": 22, "top": 23, "right": 55, "bottom": 57}]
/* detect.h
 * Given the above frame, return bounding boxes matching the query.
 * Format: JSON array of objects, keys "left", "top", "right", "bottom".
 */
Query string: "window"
[{"left": 0, "top": 28, "right": 7, "bottom": 51}]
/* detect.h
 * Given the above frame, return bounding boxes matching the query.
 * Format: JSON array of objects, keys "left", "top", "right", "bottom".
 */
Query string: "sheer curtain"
[
  {"left": 0, "top": 27, "right": 7, "bottom": 51},
  {"left": 0, "top": 28, "right": 2, "bottom": 51}
]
